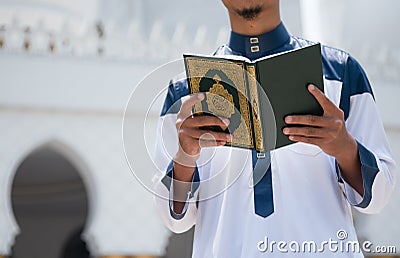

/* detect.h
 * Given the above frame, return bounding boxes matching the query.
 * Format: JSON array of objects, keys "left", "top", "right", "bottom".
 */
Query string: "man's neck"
[{"left": 227, "top": 6, "right": 281, "bottom": 36}]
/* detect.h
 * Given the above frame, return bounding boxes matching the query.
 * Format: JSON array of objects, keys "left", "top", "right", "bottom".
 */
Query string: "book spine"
[
  {"left": 184, "top": 57, "right": 203, "bottom": 115},
  {"left": 246, "top": 64, "right": 265, "bottom": 153}
]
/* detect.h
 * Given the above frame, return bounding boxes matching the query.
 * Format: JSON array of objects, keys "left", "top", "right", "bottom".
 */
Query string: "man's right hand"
[
  {"left": 174, "top": 93, "right": 232, "bottom": 167},
  {"left": 172, "top": 92, "right": 231, "bottom": 183},
  {"left": 171, "top": 93, "right": 232, "bottom": 210}
]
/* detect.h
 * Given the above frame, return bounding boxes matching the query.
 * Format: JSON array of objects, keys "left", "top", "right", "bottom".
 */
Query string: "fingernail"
[
  {"left": 289, "top": 136, "right": 295, "bottom": 141},
  {"left": 283, "top": 128, "right": 289, "bottom": 134},
  {"left": 222, "top": 118, "right": 230, "bottom": 126},
  {"left": 226, "top": 134, "right": 232, "bottom": 140},
  {"left": 197, "top": 93, "right": 204, "bottom": 100},
  {"left": 285, "top": 116, "right": 292, "bottom": 123},
  {"left": 309, "top": 84, "right": 315, "bottom": 91}
]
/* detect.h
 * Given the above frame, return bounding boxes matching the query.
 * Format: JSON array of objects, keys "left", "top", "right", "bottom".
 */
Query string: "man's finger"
[
  {"left": 182, "top": 128, "right": 232, "bottom": 142},
  {"left": 179, "top": 93, "right": 204, "bottom": 117},
  {"left": 308, "top": 84, "right": 335, "bottom": 113},
  {"left": 187, "top": 115, "right": 230, "bottom": 128},
  {"left": 285, "top": 114, "right": 330, "bottom": 127},
  {"left": 288, "top": 135, "right": 321, "bottom": 146},
  {"left": 199, "top": 139, "right": 227, "bottom": 148},
  {"left": 283, "top": 126, "right": 326, "bottom": 138}
]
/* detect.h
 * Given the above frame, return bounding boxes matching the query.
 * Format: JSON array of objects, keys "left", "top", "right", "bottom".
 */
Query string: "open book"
[{"left": 184, "top": 43, "right": 324, "bottom": 153}]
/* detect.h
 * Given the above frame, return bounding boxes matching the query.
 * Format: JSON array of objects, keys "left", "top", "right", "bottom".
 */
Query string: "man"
[{"left": 154, "top": 0, "right": 396, "bottom": 257}]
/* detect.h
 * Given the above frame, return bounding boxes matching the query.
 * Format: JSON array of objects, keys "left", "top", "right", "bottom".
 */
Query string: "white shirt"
[{"left": 153, "top": 28, "right": 396, "bottom": 257}]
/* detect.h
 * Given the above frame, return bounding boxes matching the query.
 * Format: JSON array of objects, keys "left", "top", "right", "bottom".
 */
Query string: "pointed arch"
[{"left": 2, "top": 137, "right": 97, "bottom": 255}]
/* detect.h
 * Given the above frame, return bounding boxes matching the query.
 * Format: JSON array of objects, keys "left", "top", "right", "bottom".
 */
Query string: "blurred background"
[{"left": 0, "top": 0, "right": 399, "bottom": 257}]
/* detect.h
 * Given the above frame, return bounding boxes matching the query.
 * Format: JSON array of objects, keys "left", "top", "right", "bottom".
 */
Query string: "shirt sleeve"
[
  {"left": 162, "top": 160, "right": 200, "bottom": 219},
  {"left": 336, "top": 141, "right": 382, "bottom": 208},
  {"left": 337, "top": 55, "right": 397, "bottom": 214},
  {"left": 153, "top": 78, "right": 200, "bottom": 233}
]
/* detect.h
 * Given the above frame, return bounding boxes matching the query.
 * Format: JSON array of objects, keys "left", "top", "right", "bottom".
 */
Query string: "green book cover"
[{"left": 184, "top": 43, "right": 324, "bottom": 152}]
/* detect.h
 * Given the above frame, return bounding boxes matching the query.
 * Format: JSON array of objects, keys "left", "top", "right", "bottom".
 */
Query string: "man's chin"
[{"left": 235, "top": 5, "right": 263, "bottom": 20}]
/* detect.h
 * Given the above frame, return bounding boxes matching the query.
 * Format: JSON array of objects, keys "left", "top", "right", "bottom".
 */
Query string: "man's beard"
[{"left": 235, "top": 5, "right": 263, "bottom": 20}]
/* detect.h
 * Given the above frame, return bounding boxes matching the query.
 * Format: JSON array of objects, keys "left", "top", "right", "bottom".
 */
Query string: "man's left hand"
[{"left": 283, "top": 84, "right": 357, "bottom": 161}]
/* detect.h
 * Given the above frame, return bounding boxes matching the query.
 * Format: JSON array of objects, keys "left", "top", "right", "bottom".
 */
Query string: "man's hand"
[
  {"left": 283, "top": 84, "right": 363, "bottom": 195},
  {"left": 175, "top": 93, "right": 232, "bottom": 167},
  {"left": 172, "top": 93, "right": 232, "bottom": 212},
  {"left": 283, "top": 84, "right": 354, "bottom": 158}
]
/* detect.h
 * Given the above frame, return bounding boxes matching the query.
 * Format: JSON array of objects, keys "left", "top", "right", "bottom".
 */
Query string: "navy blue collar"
[{"left": 228, "top": 22, "right": 290, "bottom": 60}]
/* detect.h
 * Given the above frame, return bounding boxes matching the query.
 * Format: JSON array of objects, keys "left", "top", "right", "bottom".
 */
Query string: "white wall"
[{"left": 0, "top": 54, "right": 169, "bottom": 255}]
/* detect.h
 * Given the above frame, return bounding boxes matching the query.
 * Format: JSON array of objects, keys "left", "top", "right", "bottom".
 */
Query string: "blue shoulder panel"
[
  {"left": 319, "top": 45, "right": 375, "bottom": 120},
  {"left": 340, "top": 55, "right": 375, "bottom": 120},
  {"left": 160, "top": 78, "right": 190, "bottom": 116}
]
